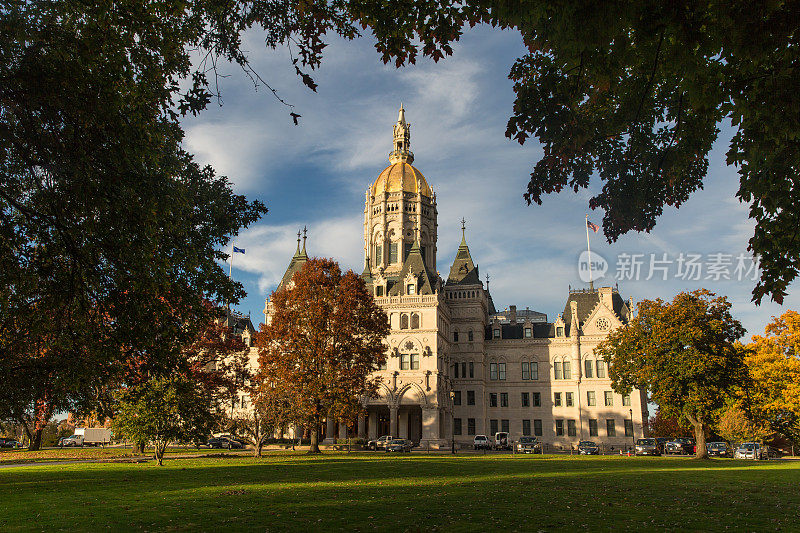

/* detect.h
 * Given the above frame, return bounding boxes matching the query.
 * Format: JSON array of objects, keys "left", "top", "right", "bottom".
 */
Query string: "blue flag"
[{"left": 233, "top": 246, "right": 245, "bottom": 254}]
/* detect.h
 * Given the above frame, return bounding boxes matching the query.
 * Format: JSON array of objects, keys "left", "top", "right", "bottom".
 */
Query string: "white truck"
[{"left": 61, "top": 427, "right": 112, "bottom": 447}]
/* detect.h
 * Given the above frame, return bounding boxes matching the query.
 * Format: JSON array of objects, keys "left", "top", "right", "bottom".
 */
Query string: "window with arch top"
[
  {"left": 410, "top": 313, "right": 420, "bottom": 329},
  {"left": 400, "top": 314, "right": 409, "bottom": 330}
]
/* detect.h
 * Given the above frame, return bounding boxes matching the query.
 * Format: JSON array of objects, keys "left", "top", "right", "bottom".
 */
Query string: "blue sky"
[{"left": 182, "top": 26, "right": 798, "bottom": 338}]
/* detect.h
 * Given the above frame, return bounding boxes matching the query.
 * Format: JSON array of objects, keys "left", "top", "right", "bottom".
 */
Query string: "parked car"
[
  {"left": 493, "top": 432, "right": 512, "bottom": 451},
  {"left": 707, "top": 442, "right": 732, "bottom": 458},
  {"left": 516, "top": 436, "right": 542, "bottom": 454},
  {"left": 367, "top": 435, "right": 393, "bottom": 451},
  {"left": 635, "top": 438, "right": 661, "bottom": 456},
  {"left": 734, "top": 442, "right": 768, "bottom": 460},
  {"left": 207, "top": 436, "right": 243, "bottom": 449},
  {"left": 473, "top": 435, "right": 491, "bottom": 450},
  {"left": 665, "top": 437, "right": 695, "bottom": 455},
  {"left": 578, "top": 440, "right": 600, "bottom": 455},
  {"left": 655, "top": 437, "right": 670, "bottom": 454},
  {"left": 385, "top": 439, "right": 412, "bottom": 453},
  {"left": 0, "top": 438, "right": 22, "bottom": 448}
]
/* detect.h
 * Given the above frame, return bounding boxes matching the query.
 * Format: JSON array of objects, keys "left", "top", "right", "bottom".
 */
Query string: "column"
[
  {"left": 389, "top": 405, "right": 398, "bottom": 437},
  {"left": 323, "top": 416, "right": 335, "bottom": 444},
  {"left": 421, "top": 406, "right": 442, "bottom": 445},
  {"left": 357, "top": 413, "right": 366, "bottom": 439},
  {"left": 368, "top": 409, "right": 378, "bottom": 439}
]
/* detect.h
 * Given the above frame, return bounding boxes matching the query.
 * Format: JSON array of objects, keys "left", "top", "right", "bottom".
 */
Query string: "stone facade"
[{"left": 265, "top": 106, "right": 648, "bottom": 449}]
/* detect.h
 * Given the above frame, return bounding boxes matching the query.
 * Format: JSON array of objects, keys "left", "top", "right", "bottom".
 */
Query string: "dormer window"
[
  {"left": 376, "top": 285, "right": 384, "bottom": 297},
  {"left": 407, "top": 283, "right": 416, "bottom": 295},
  {"left": 524, "top": 327, "right": 532, "bottom": 338},
  {"left": 557, "top": 326, "right": 564, "bottom": 337},
  {"left": 493, "top": 328, "right": 500, "bottom": 339}
]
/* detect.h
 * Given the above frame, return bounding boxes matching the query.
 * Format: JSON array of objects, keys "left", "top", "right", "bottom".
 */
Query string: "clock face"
[{"left": 596, "top": 317, "right": 610, "bottom": 331}]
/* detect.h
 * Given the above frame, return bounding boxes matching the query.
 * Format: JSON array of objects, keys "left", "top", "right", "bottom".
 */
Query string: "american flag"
[{"left": 586, "top": 220, "right": 600, "bottom": 233}]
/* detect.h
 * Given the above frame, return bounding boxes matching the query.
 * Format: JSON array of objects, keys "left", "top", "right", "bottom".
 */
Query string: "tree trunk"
[
  {"left": 28, "top": 427, "right": 43, "bottom": 451},
  {"left": 686, "top": 413, "right": 709, "bottom": 459},
  {"left": 132, "top": 439, "right": 146, "bottom": 454},
  {"left": 154, "top": 441, "right": 166, "bottom": 466},
  {"left": 255, "top": 441, "right": 263, "bottom": 458},
  {"left": 308, "top": 428, "right": 321, "bottom": 453}
]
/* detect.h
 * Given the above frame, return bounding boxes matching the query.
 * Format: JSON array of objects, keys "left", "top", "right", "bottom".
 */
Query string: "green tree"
[
  {"left": 255, "top": 258, "right": 389, "bottom": 453},
  {"left": 596, "top": 290, "right": 747, "bottom": 458},
  {"left": 113, "top": 309, "right": 248, "bottom": 463},
  {"left": 114, "top": 376, "right": 218, "bottom": 466}
]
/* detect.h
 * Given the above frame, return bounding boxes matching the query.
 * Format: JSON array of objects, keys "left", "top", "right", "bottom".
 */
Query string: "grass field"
[
  {"left": 2, "top": 453, "right": 798, "bottom": 531},
  {"left": 0, "top": 446, "right": 221, "bottom": 465}
]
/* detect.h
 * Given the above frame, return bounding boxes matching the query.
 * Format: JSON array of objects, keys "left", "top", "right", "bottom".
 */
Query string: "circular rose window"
[{"left": 596, "top": 317, "right": 610, "bottom": 331}]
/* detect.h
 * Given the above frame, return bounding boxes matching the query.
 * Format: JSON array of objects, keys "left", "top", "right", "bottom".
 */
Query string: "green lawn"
[
  {"left": 0, "top": 446, "right": 223, "bottom": 465},
  {"left": 1, "top": 453, "right": 798, "bottom": 531}
]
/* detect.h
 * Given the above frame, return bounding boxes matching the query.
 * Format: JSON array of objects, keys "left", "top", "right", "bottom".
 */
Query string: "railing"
[{"left": 374, "top": 295, "right": 440, "bottom": 305}]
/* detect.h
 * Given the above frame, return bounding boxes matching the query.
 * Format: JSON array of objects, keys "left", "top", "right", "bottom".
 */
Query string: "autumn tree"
[
  {"left": 255, "top": 258, "right": 389, "bottom": 454},
  {"left": 716, "top": 402, "right": 767, "bottom": 446},
  {"left": 744, "top": 311, "right": 800, "bottom": 444},
  {"left": 597, "top": 290, "right": 747, "bottom": 459},
  {"left": 647, "top": 409, "right": 692, "bottom": 439},
  {"left": 113, "top": 309, "right": 249, "bottom": 464}
]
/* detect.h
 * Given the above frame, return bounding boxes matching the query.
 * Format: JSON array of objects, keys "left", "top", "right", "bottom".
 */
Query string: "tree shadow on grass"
[{"left": 1, "top": 455, "right": 797, "bottom": 532}]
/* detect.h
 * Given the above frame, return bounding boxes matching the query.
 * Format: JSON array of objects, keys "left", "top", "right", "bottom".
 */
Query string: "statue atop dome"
[{"left": 389, "top": 103, "right": 414, "bottom": 164}]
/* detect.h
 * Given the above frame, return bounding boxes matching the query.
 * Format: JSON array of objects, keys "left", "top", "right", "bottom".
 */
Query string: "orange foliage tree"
[
  {"left": 254, "top": 258, "right": 389, "bottom": 453},
  {"left": 744, "top": 310, "right": 800, "bottom": 444}
]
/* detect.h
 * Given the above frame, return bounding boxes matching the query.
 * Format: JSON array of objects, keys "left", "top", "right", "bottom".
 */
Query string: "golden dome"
[{"left": 371, "top": 162, "right": 432, "bottom": 198}]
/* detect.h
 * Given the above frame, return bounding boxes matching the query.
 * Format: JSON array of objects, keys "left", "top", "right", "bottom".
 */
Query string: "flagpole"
[{"left": 585, "top": 214, "right": 594, "bottom": 290}]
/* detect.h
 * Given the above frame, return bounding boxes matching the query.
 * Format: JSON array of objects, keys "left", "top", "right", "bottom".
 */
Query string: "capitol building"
[{"left": 261, "top": 106, "right": 648, "bottom": 449}]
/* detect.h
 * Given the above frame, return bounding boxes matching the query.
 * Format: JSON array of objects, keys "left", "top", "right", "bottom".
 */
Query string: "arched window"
[
  {"left": 453, "top": 330, "right": 459, "bottom": 342},
  {"left": 400, "top": 314, "right": 409, "bottom": 330},
  {"left": 468, "top": 329, "right": 474, "bottom": 342},
  {"left": 562, "top": 359, "right": 572, "bottom": 379},
  {"left": 410, "top": 313, "right": 420, "bottom": 329},
  {"left": 584, "top": 358, "right": 594, "bottom": 378}
]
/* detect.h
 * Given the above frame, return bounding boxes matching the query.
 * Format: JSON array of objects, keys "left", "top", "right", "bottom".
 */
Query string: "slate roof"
[
  {"left": 225, "top": 310, "right": 255, "bottom": 336},
  {"left": 388, "top": 240, "right": 438, "bottom": 296},
  {"left": 485, "top": 322, "right": 556, "bottom": 340},
  {"left": 446, "top": 231, "right": 480, "bottom": 285},
  {"left": 561, "top": 287, "right": 629, "bottom": 326},
  {"left": 277, "top": 241, "right": 308, "bottom": 292}
]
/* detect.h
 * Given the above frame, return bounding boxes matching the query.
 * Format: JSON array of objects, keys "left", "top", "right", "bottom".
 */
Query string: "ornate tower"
[{"left": 363, "top": 105, "right": 438, "bottom": 293}]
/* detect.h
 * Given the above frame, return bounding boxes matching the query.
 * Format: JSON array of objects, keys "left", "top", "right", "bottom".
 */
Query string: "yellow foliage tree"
[{"left": 745, "top": 311, "right": 800, "bottom": 443}]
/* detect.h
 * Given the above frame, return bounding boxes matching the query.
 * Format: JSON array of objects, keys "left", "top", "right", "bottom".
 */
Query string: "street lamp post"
[
  {"left": 629, "top": 408, "right": 635, "bottom": 450},
  {"left": 449, "top": 390, "right": 455, "bottom": 454}
]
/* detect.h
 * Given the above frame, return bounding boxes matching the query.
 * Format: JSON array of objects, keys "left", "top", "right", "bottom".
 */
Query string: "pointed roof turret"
[
  {"left": 447, "top": 219, "right": 480, "bottom": 285},
  {"left": 277, "top": 228, "right": 309, "bottom": 291},
  {"left": 388, "top": 238, "right": 438, "bottom": 296}
]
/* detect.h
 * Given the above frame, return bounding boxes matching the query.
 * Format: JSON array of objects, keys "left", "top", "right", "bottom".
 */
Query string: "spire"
[
  {"left": 389, "top": 104, "right": 414, "bottom": 164},
  {"left": 447, "top": 221, "right": 479, "bottom": 285},
  {"left": 278, "top": 229, "right": 309, "bottom": 291}
]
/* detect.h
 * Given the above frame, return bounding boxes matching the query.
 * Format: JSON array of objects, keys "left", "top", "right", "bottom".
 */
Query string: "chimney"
[
  {"left": 599, "top": 286, "right": 613, "bottom": 307},
  {"left": 509, "top": 305, "right": 517, "bottom": 324}
]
